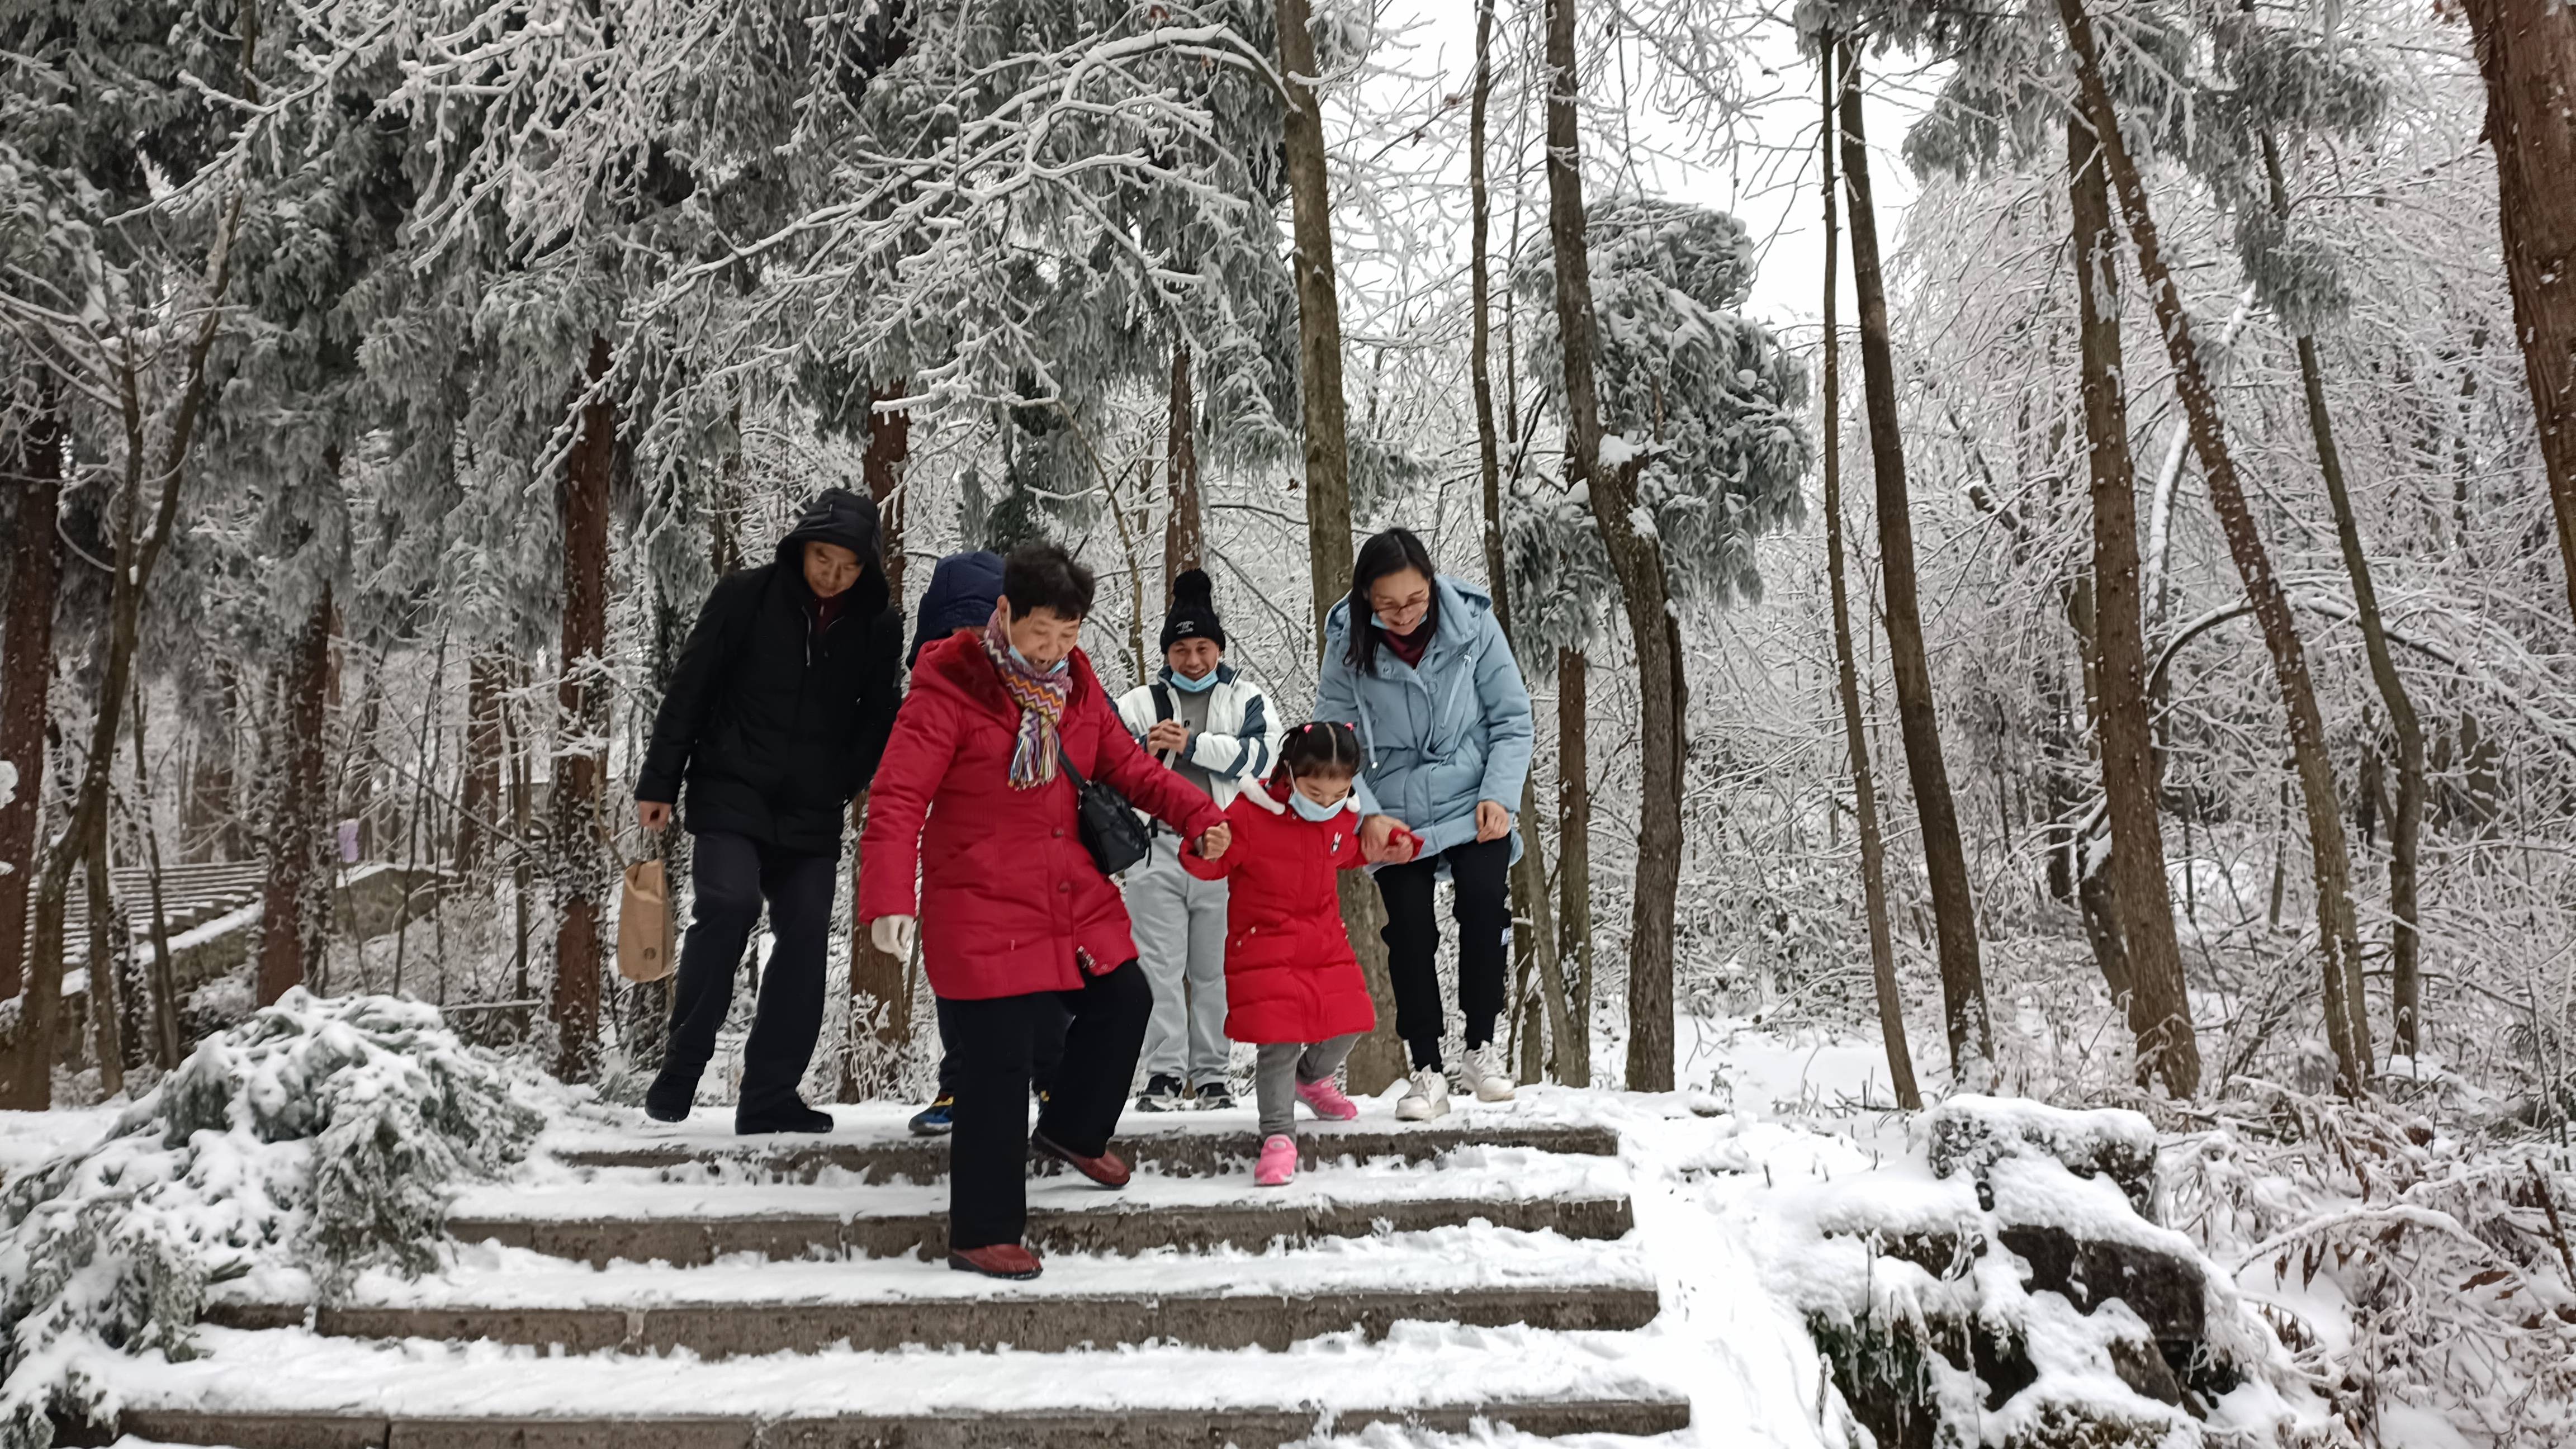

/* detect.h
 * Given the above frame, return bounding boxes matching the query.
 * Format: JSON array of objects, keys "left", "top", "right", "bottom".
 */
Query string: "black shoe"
[
  {"left": 909, "top": 1095, "right": 955, "bottom": 1137},
  {"left": 737, "top": 1100, "right": 834, "bottom": 1135},
  {"left": 644, "top": 1066, "right": 699, "bottom": 1124},
  {"left": 1192, "top": 1082, "right": 1235, "bottom": 1111},
  {"left": 1134, "top": 1073, "right": 1186, "bottom": 1111}
]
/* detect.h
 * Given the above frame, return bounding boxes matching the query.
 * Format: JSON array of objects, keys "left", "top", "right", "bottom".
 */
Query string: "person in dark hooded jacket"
[{"left": 636, "top": 487, "right": 906, "bottom": 1133}]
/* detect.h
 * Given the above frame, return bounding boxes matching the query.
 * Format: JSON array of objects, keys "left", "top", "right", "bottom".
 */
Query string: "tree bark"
[
  {"left": 458, "top": 652, "right": 505, "bottom": 878},
  {"left": 1275, "top": 0, "right": 1401, "bottom": 1093},
  {"left": 1163, "top": 342, "right": 1201, "bottom": 594},
  {"left": 1822, "top": 44, "right": 1921, "bottom": 1111},
  {"left": 1543, "top": 0, "right": 1686, "bottom": 1092},
  {"left": 257, "top": 589, "right": 334, "bottom": 1005},
  {"left": 2460, "top": 0, "right": 2576, "bottom": 625},
  {"left": 1838, "top": 40, "right": 1992, "bottom": 1083},
  {"left": 1471, "top": 0, "right": 1577, "bottom": 1085},
  {"left": 2059, "top": 0, "right": 2371, "bottom": 1093},
  {"left": 847, "top": 381, "right": 912, "bottom": 1101},
  {"left": 2070, "top": 118, "right": 2199, "bottom": 1097},
  {"left": 1556, "top": 645, "right": 1590, "bottom": 1079},
  {"left": 0, "top": 402, "right": 63, "bottom": 1004},
  {"left": 550, "top": 334, "right": 615, "bottom": 1081},
  {"left": 131, "top": 684, "right": 181, "bottom": 1068},
  {"left": 2259, "top": 137, "right": 2428, "bottom": 1063}
]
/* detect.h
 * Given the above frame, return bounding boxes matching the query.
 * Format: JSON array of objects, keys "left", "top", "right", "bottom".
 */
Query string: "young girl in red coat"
[{"left": 1185, "top": 722, "right": 1418, "bottom": 1186}]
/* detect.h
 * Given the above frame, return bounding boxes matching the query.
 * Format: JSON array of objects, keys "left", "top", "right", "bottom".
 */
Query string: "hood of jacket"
[
  {"left": 777, "top": 487, "right": 891, "bottom": 621},
  {"left": 908, "top": 550, "right": 1005, "bottom": 669}
]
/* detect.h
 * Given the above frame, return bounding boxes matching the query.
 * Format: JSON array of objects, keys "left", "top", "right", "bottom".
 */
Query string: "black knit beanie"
[{"left": 1159, "top": 568, "right": 1227, "bottom": 652}]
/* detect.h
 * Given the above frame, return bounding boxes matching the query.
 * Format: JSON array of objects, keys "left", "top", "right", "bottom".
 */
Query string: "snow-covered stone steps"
[
  {"left": 555, "top": 1119, "right": 1623, "bottom": 1185},
  {"left": 100, "top": 1323, "right": 1695, "bottom": 1447},
  {"left": 117, "top": 1396, "right": 1692, "bottom": 1447},
  {"left": 447, "top": 1190, "right": 1635, "bottom": 1266},
  {"left": 206, "top": 1278, "right": 1662, "bottom": 1355}
]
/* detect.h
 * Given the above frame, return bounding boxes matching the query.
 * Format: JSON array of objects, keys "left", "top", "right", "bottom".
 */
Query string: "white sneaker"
[
  {"left": 1394, "top": 1067, "right": 1452, "bottom": 1121},
  {"left": 1460, "top": 1044, "right": 1518, "bottom": 1103}
]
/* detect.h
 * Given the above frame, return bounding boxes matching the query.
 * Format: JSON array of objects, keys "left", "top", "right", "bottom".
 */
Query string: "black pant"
[
  {"left": 935, "top": 994, "right": 1069, "bottom": 1098},
  {"left": 659, "top": 831, "right": 838, "bottom": 1123},
  {"left": 1376, "top": 835, "right": 1513, "bottom": 1071},
  {"left": 940, "top": 959, "right": 1152, "bottom": 1252}
]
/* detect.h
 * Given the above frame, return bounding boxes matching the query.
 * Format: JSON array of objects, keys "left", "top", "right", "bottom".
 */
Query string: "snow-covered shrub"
[
  {"left": 0, "top": 991, "right": 544, "bottom": 1445},
  {"left": 2165, "top": 1082, "right": 2576, "bottom": 1447}
]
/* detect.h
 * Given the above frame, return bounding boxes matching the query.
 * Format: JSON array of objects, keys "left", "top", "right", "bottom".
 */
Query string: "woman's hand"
[
  {"left": 1360, "top": 813, "right": 1406, "bottom": 859},
  {"left": 1475, "top": 799, "right": 1512, "bottom": 843},
  {"left": 868, "top": 915, "right": 916, "bottom": 958},
  {"left": 638, "top": 801, "right": 672, "bottom": 833},
  {"left": 1196, "top": 822, "right": 1233, "bottom": 859}
]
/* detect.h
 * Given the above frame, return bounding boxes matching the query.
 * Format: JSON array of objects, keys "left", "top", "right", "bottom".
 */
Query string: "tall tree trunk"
[
  {"left": 1821, "top": 44, "right": 1921, "bottom": 1111},
  {"left": 258, "top": 589, "right": 335, "bottom": 1005},
  {"left": 847, "top": 382, "right": 912, "bottom": 1101},
  {"left": 1837, "top": 40, "right": 1992, "bottom": 1084},
  {"left": 2460, "top": 0, "right": 2576, "bottom": 624},
  {"left": 130, "top": 683, "right": 181, "bottom": 1068},
  {"left": 1471, "top": 0, "right": 1576, "bottom": 1084},
  {"left": 2070, "top": 117, "right": 2199, "bottom": 1097},
  {"left": 2060, "top": 0, "right": 2371, "bottom": 1093},
  {"left": 458, "top": 652, "right": 505, "bottom": 878},
  {"left": 1163, "top": 343, "right": 1201, "bottom": 594},
  {"left": 1556, "top": 646, "right": 1590, "bottom": 1075},
  {"left": 1545, "top": 0, "right": 1686, "bottom": 1092},
  {"left": 0, "top": 402, "right": 63, "bottom": 1004},
  {"left": 2260, "top": 138, "right": 2427, "bottom": 1062},
  {"left": 1275, "top": 0, "right": 1400, "bottom": 1093},
  {"left": 550, "top": 335, "right": 615, "bottom": 1081}
]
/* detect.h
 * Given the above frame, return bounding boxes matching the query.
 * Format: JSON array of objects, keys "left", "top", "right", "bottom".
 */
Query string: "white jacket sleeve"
[{"left": 1183, "top": 680, "right": 1273, "bottom": 783}]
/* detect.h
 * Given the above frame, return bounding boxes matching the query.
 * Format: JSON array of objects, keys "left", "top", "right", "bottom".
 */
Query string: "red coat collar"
[{"left": 917, "top": 629, "right": 1104, "bottom": 725}]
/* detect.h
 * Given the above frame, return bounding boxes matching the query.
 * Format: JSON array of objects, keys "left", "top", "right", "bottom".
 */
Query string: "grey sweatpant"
[
  {"left": 1256, "top": 1033, "right": 1362, "bottom": 1139},
  {"left": 1126, "top": 830, "right": 1231, "bottom": 1085}
]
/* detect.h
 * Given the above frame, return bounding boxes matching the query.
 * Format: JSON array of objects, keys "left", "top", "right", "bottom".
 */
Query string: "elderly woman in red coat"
[{"left": 861, "top": 544, "right": 1229, "bottom": 1281}]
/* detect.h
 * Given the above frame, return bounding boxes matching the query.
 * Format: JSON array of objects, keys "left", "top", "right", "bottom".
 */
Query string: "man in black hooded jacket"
[{"left": 636, "top": 488, "right": 905, "bottom": 1132}]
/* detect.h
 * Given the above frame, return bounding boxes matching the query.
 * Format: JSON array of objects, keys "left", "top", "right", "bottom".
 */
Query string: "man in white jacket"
[{"left": 1115, "top": 569, "right": 1273, "bottom": 1110}]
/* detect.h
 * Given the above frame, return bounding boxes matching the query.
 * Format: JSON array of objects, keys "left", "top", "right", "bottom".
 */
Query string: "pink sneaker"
[
  {"left": 1296, "top": 1074, "right": 1360, "bottom": 1122},
  {"left": 1254, "top": 1134, "right": 1299, "bottom": 1187}
]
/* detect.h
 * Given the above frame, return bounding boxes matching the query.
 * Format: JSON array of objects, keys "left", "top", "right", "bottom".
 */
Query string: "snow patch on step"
[{"left": 88, "top": 1323, "right": 1686, "bottom": 1420}]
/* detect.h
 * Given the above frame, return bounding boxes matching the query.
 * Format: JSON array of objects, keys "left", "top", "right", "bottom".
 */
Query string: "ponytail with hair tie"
[{"left": 1268, "top": 720, "right": 1363, "bottom": 791}]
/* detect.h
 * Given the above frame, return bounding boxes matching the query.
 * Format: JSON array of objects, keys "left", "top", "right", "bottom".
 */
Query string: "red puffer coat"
[
  {"left": 861, "top": 632, "right": 1225, "bottom": 1001},
  {"left": 1181, "top": 783, "right": 1381, "bottom": 1044}
]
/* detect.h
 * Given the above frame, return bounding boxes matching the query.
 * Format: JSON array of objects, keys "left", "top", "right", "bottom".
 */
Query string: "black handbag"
[{"left": 1058, "top": 748, "right": 1153, "bottom": 877}]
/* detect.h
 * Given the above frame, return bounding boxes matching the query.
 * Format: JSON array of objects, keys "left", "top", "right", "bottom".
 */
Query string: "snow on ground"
[
  {"left": 0, "top": 1104, "right": 121, "bottom": 1182},
  {"left": 6, "top": 1015, "right": 2258, "bottom": 1446}
]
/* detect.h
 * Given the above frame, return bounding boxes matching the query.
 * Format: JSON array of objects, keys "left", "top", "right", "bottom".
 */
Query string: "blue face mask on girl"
[{"left": 1288, "top": 789, "right": 1352, "bottom": 823}]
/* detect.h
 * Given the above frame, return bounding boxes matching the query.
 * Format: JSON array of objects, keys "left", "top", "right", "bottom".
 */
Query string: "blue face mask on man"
[
  {"left": 1287, "top": 789, "right": 1352, "bottom": 823},
  {"left": 1167, "top": 666, "right": 1219, "bottom": 694}
]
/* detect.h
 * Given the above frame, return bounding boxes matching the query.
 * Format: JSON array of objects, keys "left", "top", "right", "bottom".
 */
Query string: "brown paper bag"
[{"left": 617, "top": 859, "right": 676, "bottom": 983}]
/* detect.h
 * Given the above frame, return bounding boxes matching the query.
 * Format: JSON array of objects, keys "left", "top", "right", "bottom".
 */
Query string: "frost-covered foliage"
[
  {"left": 1517, "top": 196, "right": 1810, "bottom": 609},
  {"left": 0, "top": 992, "right": 543, "bottom": 1446},
  {"left": 2167, "top": 1084, "right": 2576, "bottom": 1447}
]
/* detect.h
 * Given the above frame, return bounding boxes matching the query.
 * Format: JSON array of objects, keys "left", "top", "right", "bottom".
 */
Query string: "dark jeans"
[
  {"left": 658, "top": 831, "right": 837, "bottom": 1123},
  {"left": 1376, "top": 834, "right": 1513, "bottom": 1071},
  {"left": 935, "top": 994, "right": 1069, "bottom": 1099},
  {"left": 940, "top": 959, "right": 1152, "bottom": 1252}
]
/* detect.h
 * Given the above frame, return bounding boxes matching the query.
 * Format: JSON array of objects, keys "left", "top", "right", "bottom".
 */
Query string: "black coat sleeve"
[
  {"left": 637, "top": 574, "right": 757, "bottom": 803},
  {"left": 846, "top": 604, "right": 908, "bottom": 794}
]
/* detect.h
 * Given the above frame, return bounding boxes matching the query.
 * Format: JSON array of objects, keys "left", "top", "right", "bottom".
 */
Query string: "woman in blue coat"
[{"left": 1317, "top": 528, "right": 1535, "bottom": 1120}]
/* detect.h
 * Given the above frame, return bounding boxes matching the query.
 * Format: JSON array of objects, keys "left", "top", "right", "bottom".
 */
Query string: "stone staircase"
[{"left": 100, "top": 1111, "right": 1694, "bottom": 1447}]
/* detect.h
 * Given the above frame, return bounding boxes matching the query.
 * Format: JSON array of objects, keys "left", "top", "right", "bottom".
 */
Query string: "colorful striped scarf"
[{"left": 983, "top": 612, "right": 1070, "bottom": 789}]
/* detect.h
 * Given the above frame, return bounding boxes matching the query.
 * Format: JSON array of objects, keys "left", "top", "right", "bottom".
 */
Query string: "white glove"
[{"left": 869, "top": 915, "right": 916, "bottom": 958}]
